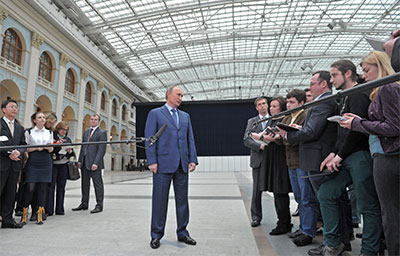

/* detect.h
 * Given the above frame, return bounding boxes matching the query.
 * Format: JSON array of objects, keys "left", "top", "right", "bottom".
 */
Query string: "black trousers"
[
  {"left": 0, "top": 169, "right": 20, "bottom": 222},
  {"left": 273, "top": 193, "right": 291, "bottom": 227},
  {"left": 80, "top": 164, "right": 104, "bottom": 208},
  {"left": 373, "top": 154, "right": 400, "bottom": 256}
]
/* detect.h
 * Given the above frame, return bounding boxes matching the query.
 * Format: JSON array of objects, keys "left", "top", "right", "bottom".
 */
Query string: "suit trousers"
[
  {"left": 251, "top": 167, "right": 262, "bottom": 221},
  {"left": 373, "top": 153, "right": 400, "bottom": 256},
  {"left": 80, "top": 164, "right": 104, "bottom": 208},
  {"left": 319, "top": 150, "right": 382, "bottom": 255},
  {"left": 151, "top": 167, "right": 190, "bottom": 239},
  {"left": 0, "top": 169, "right": 19, "bottom": 222},
  {"left": 46, "top": 164, "right": 68, "bottom": 215}
]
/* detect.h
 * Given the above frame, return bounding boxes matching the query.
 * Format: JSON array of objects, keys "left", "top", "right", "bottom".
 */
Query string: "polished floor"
[{"left": 0, "top": 171, "right": 365, "bottom": 256}]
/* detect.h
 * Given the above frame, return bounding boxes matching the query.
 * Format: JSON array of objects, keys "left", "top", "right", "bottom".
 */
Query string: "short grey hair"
[{"left": 165, "top": 85, "right": 179, "bottom": 99}]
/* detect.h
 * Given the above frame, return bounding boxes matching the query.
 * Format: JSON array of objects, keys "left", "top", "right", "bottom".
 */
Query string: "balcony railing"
[
  {"left": 84, "top": 101, "right": 94, "bottom": 110},
  {"left": 64, "top": 91, "right": 77, "bottom": 101},
  {"left": 0, "top": 56, "right": 23, "bottom": 74},
  {"left": 37, "top": 76, "right": 54, "bottom": 90}
]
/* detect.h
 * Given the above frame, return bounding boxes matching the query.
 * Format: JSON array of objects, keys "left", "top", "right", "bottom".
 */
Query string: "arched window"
[
  {"left": 101, "top": 92, "right": 106, "bottom": 111},
  {"left": 112, "top": 99, "right": 117, "bottom": 116},
  {"left": 38, "top": 52, "right": 52, "bottom": 81},
  {"left": 1, "top": 29, "right": 22, "bottom": 65},
  {"left": 65, "top": 69, "right": 75, "bottom": 94},
  {"left": 122, "top": 105, "right": 126, "bottom": 121},
  {"left": 85, "top": 82, "right": 92, "bottom": 103}
]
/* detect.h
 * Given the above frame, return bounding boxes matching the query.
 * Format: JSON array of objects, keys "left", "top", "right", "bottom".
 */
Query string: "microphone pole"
[{"left": 0, "top": 125, "right": 168, "bottom": 151}]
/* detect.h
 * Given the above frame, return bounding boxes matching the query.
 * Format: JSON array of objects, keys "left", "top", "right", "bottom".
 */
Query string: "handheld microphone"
[{"left": 148, "top": 124, "right": 168, "bottom": 147}]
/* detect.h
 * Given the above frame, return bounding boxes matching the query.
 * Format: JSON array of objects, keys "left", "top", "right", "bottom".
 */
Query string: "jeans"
[
  {"left": 288, "top": 168, "right": 318, "bottom": 237},
  {"left": 319, "top": 151, "right": 382, "bottom": 255}
]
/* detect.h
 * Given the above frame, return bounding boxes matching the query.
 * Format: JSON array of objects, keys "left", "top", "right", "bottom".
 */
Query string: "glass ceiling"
[{"left": 57, "top": 0, "right": 399, "bottom": 101}]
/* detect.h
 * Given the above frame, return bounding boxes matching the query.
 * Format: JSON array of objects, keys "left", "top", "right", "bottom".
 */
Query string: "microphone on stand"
[{"left": 148, "top": 124, "right": 168, "bottom": 147}]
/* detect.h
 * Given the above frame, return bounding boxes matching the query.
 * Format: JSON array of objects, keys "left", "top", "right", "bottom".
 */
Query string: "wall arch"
[{"left": 35, "top": 94, "right": 52, "bottom": 113}]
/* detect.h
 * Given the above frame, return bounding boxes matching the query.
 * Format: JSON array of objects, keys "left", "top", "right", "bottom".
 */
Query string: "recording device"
[
  {"left": 264, "top": 126, "right": 279, "bottom": 138},
  {"left": 148, "top": 124, "right": 168, "bottom": 147},
  {"left": 301, "top": 168, "right": 332, "bottom": 178},
  {"left": 7, "top": 150, "right": 23, "bottom": 159},
  {"left": 327, "top": 115, "right": 347, "bottom": 123}
]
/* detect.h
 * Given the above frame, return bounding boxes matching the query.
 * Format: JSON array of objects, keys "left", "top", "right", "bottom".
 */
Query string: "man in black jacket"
[
  {"left": 0, "top": 99, "right": 26, "bottom": 228},
  {"left": 318, "top": 60, "right": 382, "bottom": 256}
]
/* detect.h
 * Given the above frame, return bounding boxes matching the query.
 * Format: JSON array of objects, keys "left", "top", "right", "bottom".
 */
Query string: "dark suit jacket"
[
  {"left": 145, "top": 105, "right": 198, "bottom": 173},
  {"left": 243, "top": 116, "right": 267, "bottom": 169},
  {"left": 0, "top": 118, "right": 26, "bottom": 172},
  {"left": 78, "top": 127, "right": 107, "bottom": 170},
  {"left": 287, "top": 92, "right": 338, "bottom": 172}
]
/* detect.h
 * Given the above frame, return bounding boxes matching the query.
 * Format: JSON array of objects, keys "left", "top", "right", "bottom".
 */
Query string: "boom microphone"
[{"left": 148, "top": 124, "right": 168, "bottom": 147}]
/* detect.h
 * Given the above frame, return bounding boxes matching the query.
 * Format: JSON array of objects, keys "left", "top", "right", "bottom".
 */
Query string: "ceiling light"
[{"left": 327, "top": 20, "right": 337, "bottom": 30}]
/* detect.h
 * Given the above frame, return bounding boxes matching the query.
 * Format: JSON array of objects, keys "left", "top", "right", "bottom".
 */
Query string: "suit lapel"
[
  {"left": 1, "top": 118, "right": 13, "bottom": 139},
  {"left": 161, "top": 106, "right": 178, "bottom": 129}
]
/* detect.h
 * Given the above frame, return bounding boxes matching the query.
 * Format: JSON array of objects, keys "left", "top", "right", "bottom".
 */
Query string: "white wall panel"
[{"left": 196, "top": 156, "right": 251, "bottom": 172}]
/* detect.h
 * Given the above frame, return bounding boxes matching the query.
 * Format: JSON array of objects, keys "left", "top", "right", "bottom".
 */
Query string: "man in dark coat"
[{"left": 0, "top": 99, "right": 26, "bottom": 228}]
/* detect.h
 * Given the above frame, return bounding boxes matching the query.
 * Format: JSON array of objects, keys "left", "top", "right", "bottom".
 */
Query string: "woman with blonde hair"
[
  {"left": 340, "top": 50, "right": 400, "bottom": 255},
  {"left": 46, "top": 121, "right": 75, "bottom": 216}
]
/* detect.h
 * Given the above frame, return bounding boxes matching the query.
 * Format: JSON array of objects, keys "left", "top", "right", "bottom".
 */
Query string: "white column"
[
  {"left": 107, "top": 91, "right": 114, "bottom": 137},
  {"left": 76, "top": 69, "right": 89, "bottom": 142},
  {"left": 55, "top": 53, "right": 69, "bottom": 120},
  {"left": 23, "top": 32, "right": 43, "bottom": 127},
  {"left": 96, "top": 81, "right": 103, "bottom": 114}
]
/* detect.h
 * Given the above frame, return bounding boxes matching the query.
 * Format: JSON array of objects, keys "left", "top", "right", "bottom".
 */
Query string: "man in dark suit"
[
  {"left": 72, "top": 114, "right": 107, "bottom": 214},
  {"left": 243, "top": 97, "right": 269, "bottom": 227},
  {"left": 0, "top": 99, "right": 26, "bottom": 228},
  {"left": 278, "top": 71, "right": 337, "bottom": 195},
  {"left": 145, "top": 85, "right": 198, "bottom": 249}
]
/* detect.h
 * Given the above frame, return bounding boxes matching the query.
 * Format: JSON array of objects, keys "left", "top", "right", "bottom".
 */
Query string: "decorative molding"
[
  {"left": 59, "top": 53, "right": 70, "bottom": 67},
  {"left": 0, "top": 7, "right": 8, "bottom": 24},
  {"left": 81, "top": 69, "right": 89, "bottom": 81},
  {"left": 97, "top": 81, "right": 104, "bottom": 91},
  {"left": 31, "top": 32, "right": 44, "bottom": 48},
  {"left": 109, "top": 91, "right": 114, "bottom": 98}
]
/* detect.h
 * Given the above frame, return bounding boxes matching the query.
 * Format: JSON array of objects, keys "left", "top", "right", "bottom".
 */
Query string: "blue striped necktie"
[{"left": 171, "top": 109, "right": 178, "bottom": 126}]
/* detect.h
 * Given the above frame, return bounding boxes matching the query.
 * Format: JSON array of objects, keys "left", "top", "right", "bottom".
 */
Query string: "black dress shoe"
[
  {"left": 72, "top": 205, "right": 88, "bottom": 211},
  {"left": 292, "top": 206, "right": 300, "bottom": 217},
  {"left": 2, "top": 220, "right": 23, "bottom": 229},
  {"left": 55, "top": 212, "right": 65, "bottom": 215},
  {"left": 269, "top": 224, "right": 292, "bottom": 235},
  {"left": 90, "top": 206, "right": 103, "bottom": 214},
  {"left": 178, "top": 236, "right": 197, "bottom": 245},
  {"left": 251, "top": 220, "right": 260, "bottom": 227},
  {"left": 150, "top": 238, "right": 160, "bottom": 249},
  {"left": 288, "top": 229, "right": 302, "bottom": 239},
  {"left": 293, "top": 234, "right": 313, "bottom": 246}
]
